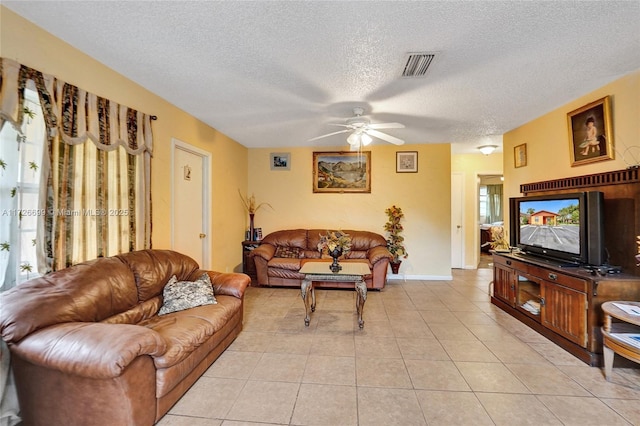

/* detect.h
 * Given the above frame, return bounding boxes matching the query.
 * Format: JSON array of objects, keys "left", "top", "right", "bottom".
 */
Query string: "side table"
[
  {"left": 601, "top": 301, "right": 640, "bottom": 380},
  {"left": 241, "top": 240, "right": 260, "bottom": 285}
]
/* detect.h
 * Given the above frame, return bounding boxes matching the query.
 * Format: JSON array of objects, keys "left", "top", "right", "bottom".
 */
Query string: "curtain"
[
  {"left": 486, "top": 184, "right": 503, "bottom": 224},
  {"left": 0, "top": 56, "right": 154, "bottom": 424},
  {"left": 1, "top": 57, "right": 153, "bottom": 272}
]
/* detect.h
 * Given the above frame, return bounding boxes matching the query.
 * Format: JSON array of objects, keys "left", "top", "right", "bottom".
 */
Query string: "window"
[
  {"left": 0, "top": 85, "right": 46, "bottom": 289},
  {"left": 479, "top": 185, "right": 488, "bottom": 222}
]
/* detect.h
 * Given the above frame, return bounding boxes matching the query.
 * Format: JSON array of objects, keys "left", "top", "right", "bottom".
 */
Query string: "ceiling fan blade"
[
  {"left": 308, "top": 129, "right": 350, "bottom": 142},
  {"left": 366, "top": 129, "right": 405, "bottom": 145},
  {"left": 367, "top": 122, "right": 405, "bottom": 130}
]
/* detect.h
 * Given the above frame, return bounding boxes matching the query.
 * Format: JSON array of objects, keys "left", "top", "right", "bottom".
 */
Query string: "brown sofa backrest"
[
  {"left": 261, "top": 229, "right": 308, "bottom": 249},
  {"left": 115, "top": 249, "right": 199, "bottom": 301},
  {"left": 261, "top": 229, "right": 388, "bottom": 259},
  {"left": 0, "top": 249, "right": 200, "bottom": 344},
  {"left": 0, "top": 257, "right": 136, "bottom": 343}
]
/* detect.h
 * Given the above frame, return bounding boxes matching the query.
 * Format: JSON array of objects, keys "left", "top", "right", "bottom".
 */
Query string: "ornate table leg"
[
  {"left": 355, "top": 278, "right": 367, "bottom": 329},
  {"left": 603, "top": 312, "right": 613, "bottom": 381},
  {"left": 301, "top": 278, "right": 313, "bottom": 326}
]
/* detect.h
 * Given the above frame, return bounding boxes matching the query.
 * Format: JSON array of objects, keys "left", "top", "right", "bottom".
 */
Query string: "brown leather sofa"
[
  {"left": 0, "top": 249, "right": 250, "bottom": 426},
  {"left": 250, "top": 229, "right": 393, "bottom": 289}
]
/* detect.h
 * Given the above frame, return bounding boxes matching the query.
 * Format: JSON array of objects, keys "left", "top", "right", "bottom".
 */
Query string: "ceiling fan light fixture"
[
  {"left": 347, "top": 133, "right": 360, "bottom": 146},
  {"left": 361, "top": 133, "right": 372, "bottom": 146},
  {"left": 478, "top": 145, "right": 498, "bottom": 155}
]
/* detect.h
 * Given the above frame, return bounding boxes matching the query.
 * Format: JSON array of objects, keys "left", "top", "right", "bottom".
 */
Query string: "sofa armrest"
[
  {"left": 368, "top": 245, "right": 394, "bottom": 264},
  {"left": 208, "top": 271, "right": 250, "bottom": 298},
  {"left": 9, "top": 322, "right": 166, "bottom": 379},
  {"left": 250, "top": 244, "right": 276, "bottom": 262}
]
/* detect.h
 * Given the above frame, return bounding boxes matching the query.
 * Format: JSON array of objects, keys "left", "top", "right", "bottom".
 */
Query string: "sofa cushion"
[
  {"left": 158, "top": 274, "right": 217, "bottom": 316},
  {"left": 102, "top": 296, "right": 163, "bottom": 325},
  {"left": 0, "top": 257, "right": 138, "bottom": 343},
  {"left": 116, "top": 249, "right": 200, "bottom": 302},
  {"left": 267, "top": 257, "right": 303, "bottom": 271},
  {"left": 274, "top": 246, "right": 303, "bottom": 259},
  {"left": 141, "top": 295, "right": 241, "bottom": 369},
  {"left": 261, "top": 229, "right": 307, "bottom": 249}
]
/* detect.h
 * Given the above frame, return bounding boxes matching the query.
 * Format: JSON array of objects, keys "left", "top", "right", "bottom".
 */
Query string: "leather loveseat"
[
  {"left": 0, "top": 249, "right": 250, "bottom": 426},
  {"left": 250, "top": 229, "right": 393, "bottom": 289}
]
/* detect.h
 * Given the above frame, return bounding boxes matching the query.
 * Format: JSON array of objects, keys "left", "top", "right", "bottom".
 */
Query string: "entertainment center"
[{"left": 491, "top": 167, "right": 640, "bottom": 366}]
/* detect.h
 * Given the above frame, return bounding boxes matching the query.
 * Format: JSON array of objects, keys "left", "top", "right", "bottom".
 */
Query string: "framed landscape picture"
[
  {"left": 312, "top": 151, "right": 371, "bottom": 193},
  {"left": 567, "top": 96, "right": 614, "bottom": 167}
]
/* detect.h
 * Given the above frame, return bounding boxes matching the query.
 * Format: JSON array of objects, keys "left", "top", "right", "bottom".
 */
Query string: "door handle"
[
  {"left": 457, "top": 225, "right": 461, "bottom": 229},
  {"left": 199, "top": 233, "right": 206, "bottom": 239}
]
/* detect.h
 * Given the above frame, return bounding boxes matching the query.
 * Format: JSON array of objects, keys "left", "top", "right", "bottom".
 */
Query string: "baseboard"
[{"left": 387, "top": 274, "right": 453, "bottom": 281}]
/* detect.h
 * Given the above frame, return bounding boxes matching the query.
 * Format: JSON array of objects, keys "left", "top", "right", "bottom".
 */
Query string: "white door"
[
  {"left": 451, "top": 172, "right": 464, "bottom": 268},
  {"left": 172, "top": 139, "right": 211, "bottom": 268}
]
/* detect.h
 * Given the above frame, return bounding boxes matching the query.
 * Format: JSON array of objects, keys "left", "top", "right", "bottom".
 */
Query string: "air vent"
[{"left": 401, "top": 52, "right": 436, "bottom": 78}]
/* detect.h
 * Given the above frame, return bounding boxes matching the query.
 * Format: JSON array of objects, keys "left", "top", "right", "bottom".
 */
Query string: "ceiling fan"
[{"left": 309, "top": 107, "right": 405, "bottom": 150}]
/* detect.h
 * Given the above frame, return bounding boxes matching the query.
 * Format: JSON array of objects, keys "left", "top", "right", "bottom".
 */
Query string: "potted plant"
[
  {"left": 317, "top": 230, "right": 352, "bottom": 272},
  {"left": 238, "top": 190, "right": 272, "bottom": 241},
  {"left": 384, "top": 205, "right": 408, "bottom": 274}
]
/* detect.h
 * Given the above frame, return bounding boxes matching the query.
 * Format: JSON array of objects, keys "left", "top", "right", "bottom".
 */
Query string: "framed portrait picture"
[
  {"left": 514, "top": 143, "right": 527, "bottom": 168},
  {"left": 396, "top": 151, "right": 418, "bottom": 173},
  {"left": 270, "top": 152, "right": 291, "bottom": 170},
  {"left": 312, "top": 151, "right": 371, "bottom": 193},
  {"left": 567, "top": 96, "right": 614, "bottom": 167}
]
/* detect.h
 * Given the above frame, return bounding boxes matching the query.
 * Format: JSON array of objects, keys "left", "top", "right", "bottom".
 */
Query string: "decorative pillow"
[
  {"left": 274, "top": 246, "right": 302, "bottom": 259},
  {"left": 158, "top": 273, "right": 217, "bottom": 316}
]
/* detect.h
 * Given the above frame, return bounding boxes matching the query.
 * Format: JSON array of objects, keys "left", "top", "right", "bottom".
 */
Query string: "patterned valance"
[{"left": 0, "top": 57, "right": 153, "bottom": 155}]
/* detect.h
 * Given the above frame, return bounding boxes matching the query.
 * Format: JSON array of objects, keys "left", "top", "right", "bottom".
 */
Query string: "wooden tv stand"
[{"left": 491, "top": 252, "right": 640, "bottom": 366}]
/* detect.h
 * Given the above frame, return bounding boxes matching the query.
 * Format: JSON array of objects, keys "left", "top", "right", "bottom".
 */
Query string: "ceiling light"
[
  {"left": 478, "top": 145, "right": 498, "bottom": 155},
  {"left": 347, "top": 133, "right": 360, "bottom": 145},
  {"left": 361, "top": 133, "right": 372, "bottom": 146}
]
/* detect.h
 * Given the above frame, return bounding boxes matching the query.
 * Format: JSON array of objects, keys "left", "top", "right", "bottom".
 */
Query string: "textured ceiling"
[{"left": 5, "top": 1, "right": 640, "bottom": 154}]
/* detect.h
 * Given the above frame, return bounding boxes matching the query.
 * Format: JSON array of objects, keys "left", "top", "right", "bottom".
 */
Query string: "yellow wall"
[
  {"left": 503, "top": 71, "right": 640, "bottom": 231},
  {"left": 248, "top": 144, "right": 453, "bottom": 278},
  {"left": 11, "top": 4, "right": 633, "bottom": 277},
  {"left": 451, "top": 152, "right": 504, "bottom": 268},
  {"left": 1, "top": 7, "right": 249, "bottom": 272}
]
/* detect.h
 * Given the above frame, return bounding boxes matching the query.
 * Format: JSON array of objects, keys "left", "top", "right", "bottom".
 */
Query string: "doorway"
[
  {"left": 451, "top": 172, "right": 464, "bottom": 268},
  {"left": 171, "top": 139, "right": 212, "bottom": 268},
  {"left": 478, "top": 174, "right": 503, "bottom": 269}
]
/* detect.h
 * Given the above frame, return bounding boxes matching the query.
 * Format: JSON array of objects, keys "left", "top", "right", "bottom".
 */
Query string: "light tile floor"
[{"left": 158, "top": 267, "right": 640, "bottom": 426}]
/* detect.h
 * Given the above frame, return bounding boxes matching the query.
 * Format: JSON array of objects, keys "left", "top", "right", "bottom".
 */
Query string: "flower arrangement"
[
  {"left": 317, "top": 230, "right": 352, "bottom": 255},
  {"left": 384, "top": 205, "right": 408, "bottom": 263},
  {"left": 238, "top": 190, "right": 272, "bottom": 214},
  {"left": 490, "top": 226, "right": 510, "bottom": 251}
]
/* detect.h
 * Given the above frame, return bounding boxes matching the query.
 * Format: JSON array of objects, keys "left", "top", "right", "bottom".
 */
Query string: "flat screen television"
[{"left": 509, "top": 191, "right": 605, "bottom": 267}]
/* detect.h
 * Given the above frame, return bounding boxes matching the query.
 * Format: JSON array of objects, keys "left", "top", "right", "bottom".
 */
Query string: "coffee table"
[
  {"left": 601, "top": 301, "right": 640, "bottom": 380},
  {"left": 299, "top": 261, "right": 371, "bottom": 328}
]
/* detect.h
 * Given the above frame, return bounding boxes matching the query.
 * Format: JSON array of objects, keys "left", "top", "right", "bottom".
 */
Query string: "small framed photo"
[
  {"left": 270, "top": 152, "right": 290, "bottom": 170},
  {"left": 396, "top": 151, "right": 418, "bottom": 173},
  {"left": 567, "top": 96, "right": 614, "bottom": 167},
  {"left": 514, "top": 143, "right": 527, "bottom": 168}
]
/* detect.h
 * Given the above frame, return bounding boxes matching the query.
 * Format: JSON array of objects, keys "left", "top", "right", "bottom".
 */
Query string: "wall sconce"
[{"left": 478, "top": 145, "right": 498, "bottom": 155}]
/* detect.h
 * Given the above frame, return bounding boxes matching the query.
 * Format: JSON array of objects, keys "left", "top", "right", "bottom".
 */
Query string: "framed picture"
[
  {"left": 396, "top": 151, "right": 418, "bottom": 173},
  {"left": 567, "top": 96, "right": 614, "bottom": 166},
  {"left": 514, "top": 143, "right": 527, "bottom": 168},
  {"left": 312, "top": 151, "right": 371, "bottom": 193},
  {"left": 270, "top": 152, "right": 291, "bottom": 170}
]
